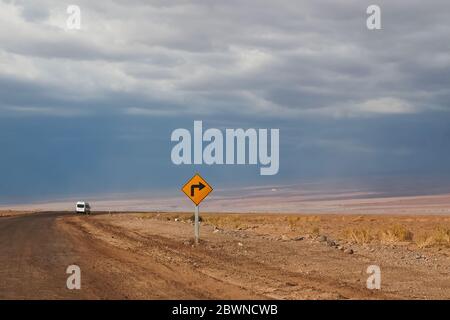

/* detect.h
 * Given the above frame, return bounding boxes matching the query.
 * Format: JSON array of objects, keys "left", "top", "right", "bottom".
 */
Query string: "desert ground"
[
  {"left": 0, "top": 203, "right": 449, "bottom": 299},
  {"left": 0, "top": 210, "right": 36, "bottom": 217}
]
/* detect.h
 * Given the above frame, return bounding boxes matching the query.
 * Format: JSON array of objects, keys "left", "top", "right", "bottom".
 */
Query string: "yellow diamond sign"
[{"left": 181, "top": 173, "right": 213, "bottom": 206}]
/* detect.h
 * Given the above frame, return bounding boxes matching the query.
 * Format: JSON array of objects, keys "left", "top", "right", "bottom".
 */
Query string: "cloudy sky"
[{"left": 1, "top": 0, "right": 450, "bottom": 204}]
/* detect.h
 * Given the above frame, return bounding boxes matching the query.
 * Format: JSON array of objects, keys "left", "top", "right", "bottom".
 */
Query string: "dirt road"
[
  {"left": 0, "top": 212, "right": 263, "bottom": 299},
  {"left": 0, "top": 212, "right": 448, "bottom": 299},
  {"left": 0, "top": 212, "right": 84, "bottom": 299}
]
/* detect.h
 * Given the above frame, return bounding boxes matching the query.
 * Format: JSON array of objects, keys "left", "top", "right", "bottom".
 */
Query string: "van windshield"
[{"left": 77, "top": 204, "right": 85, "bottom": 208}]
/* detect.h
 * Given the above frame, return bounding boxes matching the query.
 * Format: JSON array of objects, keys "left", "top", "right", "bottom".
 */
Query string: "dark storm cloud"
[
  {"left": 1, "top": 0, "right": 449, "bottom": 116},
  {"left": 0, "top": 0, "right": 449, "bottom": 201}
]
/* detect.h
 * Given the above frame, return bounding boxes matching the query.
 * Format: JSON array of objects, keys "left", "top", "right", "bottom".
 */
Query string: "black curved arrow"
[{"left": 191, "top": 182, "right": 206, "bottom": 197}]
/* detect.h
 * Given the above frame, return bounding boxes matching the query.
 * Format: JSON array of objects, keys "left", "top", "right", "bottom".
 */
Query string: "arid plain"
[{"left": 0, "top": 191, "right": 449, "bottom": 299}]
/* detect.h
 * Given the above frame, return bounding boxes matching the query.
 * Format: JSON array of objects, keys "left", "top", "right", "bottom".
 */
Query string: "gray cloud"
[
  {"left": 1, "top": 0, "right": 450, "bottom": 202},
  {"left": 0, "top": 0, "right": 449, "bottom": 118}
]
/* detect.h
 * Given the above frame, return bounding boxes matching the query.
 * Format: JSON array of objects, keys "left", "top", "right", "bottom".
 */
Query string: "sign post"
[
  {"left": 182, "top": 173, "right": 213, "bottom": 245},
  {"left": 194, "top": 205, "right": 200, "bottom": 244}
]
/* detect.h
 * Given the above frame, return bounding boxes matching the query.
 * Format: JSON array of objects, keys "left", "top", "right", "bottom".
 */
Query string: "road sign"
[
  {"left": 181, "top": 173, "right": 213, "bottom": 245},
  {"left": 181, "top": 173, "right": 213, "bottom": 206}
]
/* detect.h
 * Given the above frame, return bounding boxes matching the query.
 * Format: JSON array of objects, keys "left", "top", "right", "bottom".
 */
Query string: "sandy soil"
[
  {"left": 0, "top": 210, "right": 35, "bottom": 217},
  {"left": 57, "top": 212, "right": 450, "bottom": 299},
  {"left": 4, "top": 189, "right": 450, "bottom": 214}
]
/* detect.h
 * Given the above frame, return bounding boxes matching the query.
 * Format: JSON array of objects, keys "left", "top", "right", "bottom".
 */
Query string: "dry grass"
[
  {"left": 135, "top": 212, "right": 449, "bottom": 249},
  {"left": 0, "top": 210, "right": 35, "bottom": 217},
  {"left": 379, "top": 225, "right": 414, "bottom": 243},
  {"left": 285, "top": 216, "right": 321, "bottom": 232},
  {"left": 415, "top": 227, "right": 450, "bottom": 248},
  {"left": 203, "top": 215, "right": 247, "bottom": 229},
  {"left": 341, "top": 224, "right": 450, "bottom": 248},
  {"left": 310, "top": 226, "right": 320, "bottom": 236},
  {"left": 343, "top": 228, "right": 373, "bottom": 244},
  {"left": 342, "top": 225, "right": 413, "bottom": 244}
]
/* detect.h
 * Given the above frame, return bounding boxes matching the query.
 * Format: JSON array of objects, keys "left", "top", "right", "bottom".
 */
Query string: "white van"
[{"left": 76, "top": 201, "right": 91, "bottom": 214}]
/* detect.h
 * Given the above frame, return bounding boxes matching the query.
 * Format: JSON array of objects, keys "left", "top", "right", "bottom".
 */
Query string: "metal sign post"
[
  {"left": 194, "top": 205, "right": 200, "bottom": 244},
  {"left": 181, "top": 173, "right": 213, "bottom": 245}
]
